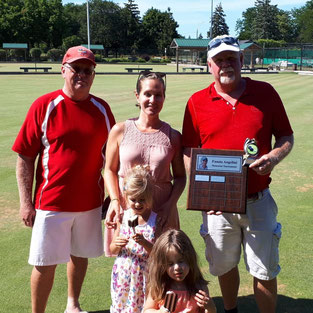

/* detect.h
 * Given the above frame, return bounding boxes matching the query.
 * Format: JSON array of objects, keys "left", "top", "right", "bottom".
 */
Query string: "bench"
[
  {"left": 241, "top": 67, "right": 256, "bottom": 72},
  {"left": 182, "top": 67, "right": 204, "bottom": 72},
  {"left": 20, "top": 67, "right": 52, "bottom": 73},
  {"left": 124, "top": 67, "right": 153, "bottom": 73},
  {"left": 241, "top": 67, "right": 271, "bottom": 73}
]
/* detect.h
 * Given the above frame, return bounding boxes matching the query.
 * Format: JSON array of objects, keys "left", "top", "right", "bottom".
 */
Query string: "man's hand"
[
  {"left": 250, "top": 134, "right": 294, "bottom": 176},
  {"left": 16, "top": 154, "right": 36, "bottom": 227},
  {"left": 249, "top": 154, "right": 278, "bottom": 175},
  {"left": 20, "top": 202, "right": 36, "bottom": 227}
]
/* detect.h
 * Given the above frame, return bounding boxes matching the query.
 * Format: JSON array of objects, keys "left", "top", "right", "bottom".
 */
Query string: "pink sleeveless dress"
[{"left": 104, "top": 119, "right": 180, "bottom": 256}]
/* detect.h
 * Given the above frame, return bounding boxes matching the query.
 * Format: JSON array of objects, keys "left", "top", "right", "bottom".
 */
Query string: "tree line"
[
  {"left": 0, "top": 0, "right": 180, "bottom": 57},
  {"left": 236, "top": 0, "right": 313, "bottom": 46},
  {"left": 1, "top": 0, "right": 313, "bottom": 60},
  {"left": 208, "top": 0, "right": 313, "bottom": 47}
]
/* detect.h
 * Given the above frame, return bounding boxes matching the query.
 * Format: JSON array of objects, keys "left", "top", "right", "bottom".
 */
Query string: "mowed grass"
[
  {"left": 0, "top": 71, "right": 312, "bottom": 312},
  {"left": 0, "top": 62, "right": 183, "bottom": 73}
]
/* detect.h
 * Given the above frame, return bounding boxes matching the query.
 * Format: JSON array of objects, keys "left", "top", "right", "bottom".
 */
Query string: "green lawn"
[
  {"left": 0, "top": 71, "right": 312, "bottom": 312},
  {"left": 0, "top": 62, "right": 183, "bottom": 73}
]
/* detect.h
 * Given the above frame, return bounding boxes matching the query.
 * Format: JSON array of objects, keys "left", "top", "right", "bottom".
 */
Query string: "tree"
[
  {"left": 293, "top": 1, "right": 313, "bottom": 43},
  {"left": 142, "top": 7, "right": 179, "bottom": 54},
  {"left": 63, "top": 3, "right": 85, "bottom": 39},
  {"left": 44, "top": 0, "right": 65, "bottom": 48},
  {"left": 252, "top": 0, "right": 280, "bottom": 40},
  {"left": 121, "top": 0, "right": 142, "bottom": 54},
  {"left": 236, "top": 0, "right": 296, "bottom": 41},
  {"left": 209, "top": 2, "right": 229, "bottom": 38},
  {"left": 87, "top": 0, "right": 125, "bottom": 56},
  {"left": 236, "top": 7, "right": 257, "bottom": 39},
  {"left": 0, "top": 0, "right": 65, "bottom": 49},
  {"left": 18, "top": 0, "right": 49, "bottom": 46},
  {"left": 277, "top": 10, "right": 297, "bottom": 42},
  {"left": 0, "top": 0, "right": 24, "bottom": 44}
]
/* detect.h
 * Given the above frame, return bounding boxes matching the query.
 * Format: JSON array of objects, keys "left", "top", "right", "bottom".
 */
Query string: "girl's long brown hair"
[{"left": 146, "top": 229, "right": 208, "bottom": 301}]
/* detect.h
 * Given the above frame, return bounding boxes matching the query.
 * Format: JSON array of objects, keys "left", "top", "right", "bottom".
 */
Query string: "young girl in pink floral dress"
[{"left": 110, "top": 165, "right": 158, "bottom": 313}]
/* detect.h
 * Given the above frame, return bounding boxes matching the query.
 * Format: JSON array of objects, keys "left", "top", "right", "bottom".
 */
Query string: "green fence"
[{"left": 263, "top": 46, "right": 313, "bottom": 67}]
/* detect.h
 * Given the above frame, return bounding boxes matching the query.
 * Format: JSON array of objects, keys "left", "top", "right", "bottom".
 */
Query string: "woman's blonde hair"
[
  {"left": 146, "top": 229, "right": 208, "bottom": 301},
  {"left": 123, "top": 165, "right": 153, "bottom": 208}
]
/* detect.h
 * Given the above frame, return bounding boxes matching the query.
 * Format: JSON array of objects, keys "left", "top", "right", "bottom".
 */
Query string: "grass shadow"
[
  {"left": 84, "top": 295, "right": 313, "bottom": 313},
  {"left": 213, "top": 295, "right": 313, "bottom": 312}
]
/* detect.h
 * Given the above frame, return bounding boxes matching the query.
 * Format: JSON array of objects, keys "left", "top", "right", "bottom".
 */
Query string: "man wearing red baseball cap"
[{"left": 12, "top": 46, "right": 116, "bottom": 313}]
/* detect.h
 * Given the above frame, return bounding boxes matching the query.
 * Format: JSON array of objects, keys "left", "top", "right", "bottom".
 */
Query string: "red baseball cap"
[{"left": 62, "top": 46, "right": 96, "bottom": 66}]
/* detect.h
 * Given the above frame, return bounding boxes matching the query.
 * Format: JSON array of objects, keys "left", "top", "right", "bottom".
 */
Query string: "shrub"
[
  {"left": 161, "top": 58, "right": 171, "bottom": 63},
  {"left": 0, "top": 49, "right": 6, "bottom": 61},
  {"left": 108, "top": 58, "right": 120, "bottom": 63},
  {"left": 94, "top": 54, "right": 102, "bottom": 62},
  {"left": 9, "top": 49, "right": 25, "bottom": 60},
  {"left": 38, "top": 42, "right": 48, "bottom": 53},
  {"left": 142, "top": 54, "right": 150, "bottom": 62},
  {"left": 30, "top": 48, "right": 42, "bottom": 61},
  {"left": 105, "top": 57, "right": 131, "bottom": 63},
  {"left": 62, "top": 35, "right": 82, "bottom": 51},
  {"left": 47, "top": 48, "right": 63, "bottom": 61},
  {"left": 40, "top": 53, "right": 48, "bottom": 61},
  {"left": 137, "top": 58, "right": 146, "bottom": 63}
]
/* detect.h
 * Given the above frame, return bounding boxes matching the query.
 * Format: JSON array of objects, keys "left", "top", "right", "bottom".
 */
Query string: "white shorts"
[
  {"left": 29, "top": 207, "right": 104, "bottom": 266},
  {"left": 200, "top": 189, "right": 281, "bottom": 280}
]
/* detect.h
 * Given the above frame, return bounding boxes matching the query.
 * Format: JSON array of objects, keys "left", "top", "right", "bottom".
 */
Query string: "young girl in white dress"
[
  {"left": 110, "top": 165, "right": 157, "bottom": 313},
  {"left": 143, "top": 229, "right": 216, "bottom": 313}
]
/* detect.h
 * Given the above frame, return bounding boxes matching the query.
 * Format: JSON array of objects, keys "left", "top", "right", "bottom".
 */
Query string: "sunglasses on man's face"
[
  {"left": 208, "top": 37, "right": 239, "bottom": 50},
  {"left": 63, "top": 63, "right": 95, "bottom": 76}
]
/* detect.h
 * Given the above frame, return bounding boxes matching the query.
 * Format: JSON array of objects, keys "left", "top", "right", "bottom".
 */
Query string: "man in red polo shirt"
[
  {"left": 182, "top": 35, "right": 293, "bottom": 313},
  {"left": 12, "top": 46, "right": 115, "bottom": 313}
]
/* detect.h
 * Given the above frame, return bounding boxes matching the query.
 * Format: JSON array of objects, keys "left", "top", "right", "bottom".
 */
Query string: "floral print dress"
[{"left": 110, "top": 209, "right": 157, "bottom": 313}]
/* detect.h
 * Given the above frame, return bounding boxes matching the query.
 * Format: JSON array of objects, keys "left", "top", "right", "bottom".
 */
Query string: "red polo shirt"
[
  {"left": 182, "top": 77, "right": 293, "bottom": 194},
  {"left": 12, "top": 89, "right": 115, "bottom": 212}
]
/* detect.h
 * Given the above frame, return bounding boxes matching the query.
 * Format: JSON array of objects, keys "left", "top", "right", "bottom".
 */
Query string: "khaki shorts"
[
  {"left": 29, "top": 207, "right": 104, "bottom": 266},
  {"left": 200, "top": 189, "right": 281, "bottom": 280}
]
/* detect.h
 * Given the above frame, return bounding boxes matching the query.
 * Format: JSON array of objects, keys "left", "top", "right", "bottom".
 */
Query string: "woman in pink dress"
[{"left": 104, "top": 71, "right": 186, "bottom": 256}]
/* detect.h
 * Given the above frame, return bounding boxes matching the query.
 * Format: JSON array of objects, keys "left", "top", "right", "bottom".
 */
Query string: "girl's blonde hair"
[
  {"left": 123, "top": 165, "right": 153, "bottom": 208},
  {"left": 146, "top": 229, "right": 208, "bottom": 301}
]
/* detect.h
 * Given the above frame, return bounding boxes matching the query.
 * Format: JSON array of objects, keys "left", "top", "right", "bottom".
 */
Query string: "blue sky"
[{"left": 62, "top": 0, "right": 307, "bottom": 38}]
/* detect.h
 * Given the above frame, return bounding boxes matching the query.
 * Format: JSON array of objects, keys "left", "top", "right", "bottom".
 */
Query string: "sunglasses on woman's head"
[
  {"left": 208, "top": 36, "right": 239, "bottom": 50},
  {"left": 138, "top": 70, "right": 166, "bottom": 79},
  {"left": 137, "top": 70, "right": 167, "bottom": 92}
]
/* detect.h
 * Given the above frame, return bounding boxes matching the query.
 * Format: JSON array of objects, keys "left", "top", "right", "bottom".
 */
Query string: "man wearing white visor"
[{"left": 182, "top": 35, "right": 294, "bottom": 313}]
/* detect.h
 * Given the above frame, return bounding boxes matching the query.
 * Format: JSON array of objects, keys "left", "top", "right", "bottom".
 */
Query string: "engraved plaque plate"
[{"left": 187, "top": 148, "right": 248, "bottom": 214}]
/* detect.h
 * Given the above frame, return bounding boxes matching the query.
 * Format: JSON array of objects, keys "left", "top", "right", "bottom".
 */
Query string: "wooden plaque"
[{"left": 187, "top": 148, "right": 248, "bottom": 214}]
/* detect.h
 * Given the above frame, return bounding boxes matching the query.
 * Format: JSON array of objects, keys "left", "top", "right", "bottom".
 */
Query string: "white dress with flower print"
[{"left": 110, "top": 209, "right": 157, "bottom": 313}]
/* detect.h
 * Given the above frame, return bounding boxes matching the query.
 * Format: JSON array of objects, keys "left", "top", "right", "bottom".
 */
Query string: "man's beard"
[{"left": 219, "top": 67, "right": 236, "bottom": 84}]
